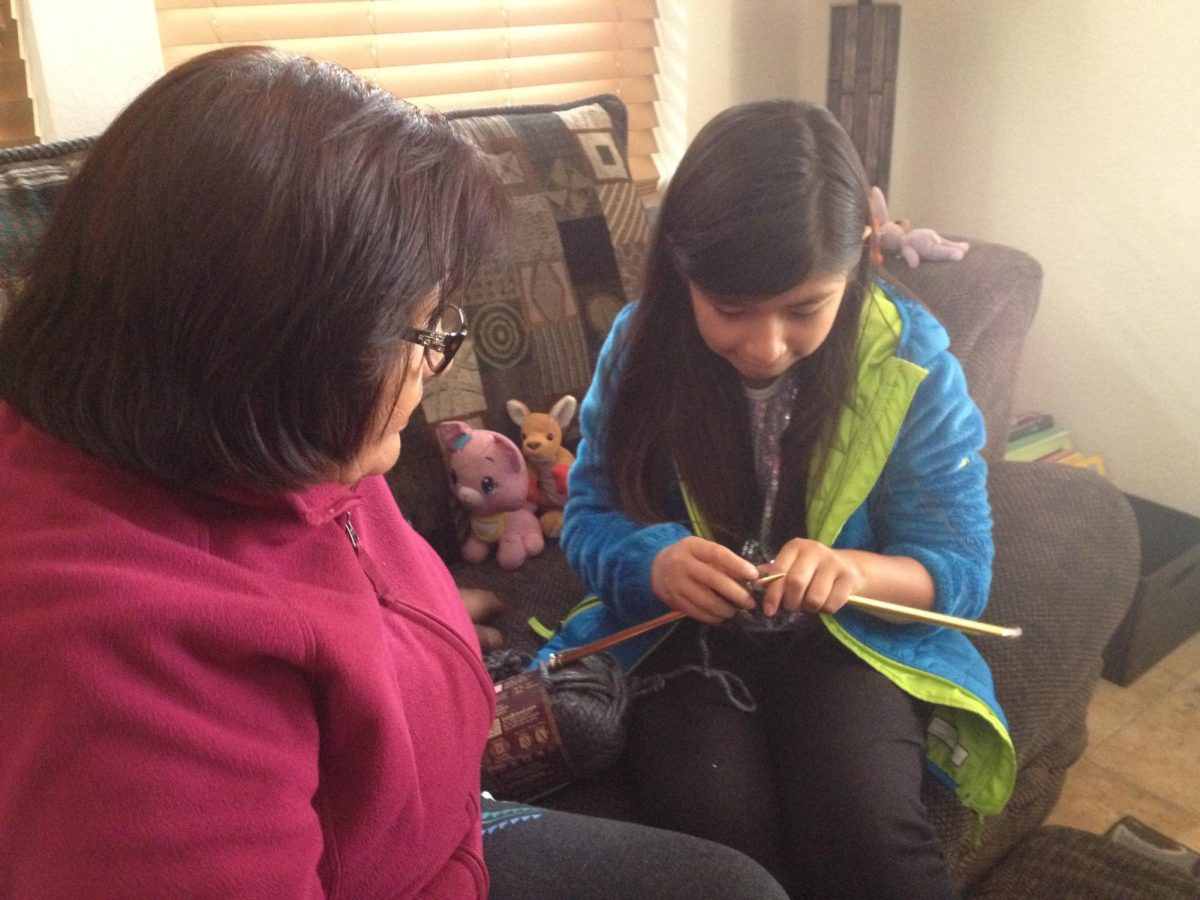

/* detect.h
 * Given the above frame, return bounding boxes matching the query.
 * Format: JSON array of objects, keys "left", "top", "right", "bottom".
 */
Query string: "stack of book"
[{"left": 1004, "top": 411, "right": 1106, "bottom": 474}]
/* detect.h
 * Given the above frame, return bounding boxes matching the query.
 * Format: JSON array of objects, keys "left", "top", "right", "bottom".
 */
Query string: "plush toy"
[
  {"left": 435, "top": 421, "right": 544, "bottom": 570},
  {"left": 870, "top": 186, "right": 969, "bottom": 269},
  {"left": 505, "top": 395, "right": 577, "bottom": 538}
]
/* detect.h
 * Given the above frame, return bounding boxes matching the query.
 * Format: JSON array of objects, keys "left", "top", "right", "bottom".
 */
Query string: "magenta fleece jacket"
[{"left": 0, "top": 402, "right": 494, "bottom": 898}]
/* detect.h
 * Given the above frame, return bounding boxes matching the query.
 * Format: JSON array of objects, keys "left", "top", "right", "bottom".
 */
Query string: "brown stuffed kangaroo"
[{"left": 505, "top": 395, "right": 577, "bottom": 538}]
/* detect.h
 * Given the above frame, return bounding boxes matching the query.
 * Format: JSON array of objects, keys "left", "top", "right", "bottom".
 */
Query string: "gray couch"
[{"left": 2, "top": 99, "right": 1190, "bottom": 897}]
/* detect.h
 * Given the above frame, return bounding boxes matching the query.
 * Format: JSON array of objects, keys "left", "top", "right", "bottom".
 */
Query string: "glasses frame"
[{"left": 401, "top": 304, "right": 467, "bottom": 376}]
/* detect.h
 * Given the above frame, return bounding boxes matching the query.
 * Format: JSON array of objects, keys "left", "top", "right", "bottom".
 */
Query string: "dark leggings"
[
  {"left": 482, "top": 795, "right": 788, "bottom": 899},
  {"left": 627, "top": 620, "right": 960, "bottom": 900}
]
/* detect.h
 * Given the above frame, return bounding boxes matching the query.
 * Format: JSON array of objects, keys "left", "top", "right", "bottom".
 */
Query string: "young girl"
[{"left": 553, "top": 100, "right": 1014, "bottom": 897}]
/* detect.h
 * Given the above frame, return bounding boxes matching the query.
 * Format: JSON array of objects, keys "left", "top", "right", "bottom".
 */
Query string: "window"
[{"left": 154, "top": 0, "right": 661, "bottom": 192}]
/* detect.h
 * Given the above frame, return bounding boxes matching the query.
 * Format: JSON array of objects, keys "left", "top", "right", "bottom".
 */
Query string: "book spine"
[
  {"left": 1008, "top": 412, "right": 1055, "bottom": 443},
  {"left": 1059, "top": 453, "right": 1107, "bottom": 475},
  {"left": 1004, "top": 427, "right": 1072, "bottom": 462},
  {"left": 1038, "top": 448, "right": 1075, "bottom": 463}
]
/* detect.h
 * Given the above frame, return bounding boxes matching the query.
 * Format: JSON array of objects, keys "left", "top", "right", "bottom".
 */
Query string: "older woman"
[{"left": 0, "top": 47, "right": 785, "bottom": 899}]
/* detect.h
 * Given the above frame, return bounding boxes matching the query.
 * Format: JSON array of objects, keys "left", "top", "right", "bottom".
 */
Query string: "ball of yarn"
[
  {"left": 544, "top": 651, "right": 629, "bottom": 776},
  {"left": 483, "top": 649, "right": 629, "bottom": 779},
  {"left": 484, "top": 648, "right": 535, "bottom": 682}
]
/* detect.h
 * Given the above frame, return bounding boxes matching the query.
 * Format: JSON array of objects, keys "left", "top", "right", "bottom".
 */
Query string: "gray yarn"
[
  {"left": 484, "top": 647, "right": 537, "bottom": 682},
  {"left": 482, "top": 626, "right": 758, "bottom": 789},
  {"left": 484, "top": 649, "right": 630, "bottom": 778},
  {"left": 631, "top": 625, "right": 757, "bottom": 713},
  {"left": 539, "top": 652, "right": 629, "bottom": 775},
  {"left": 730, "top": 537, "right": 807, "bottom": 633}
]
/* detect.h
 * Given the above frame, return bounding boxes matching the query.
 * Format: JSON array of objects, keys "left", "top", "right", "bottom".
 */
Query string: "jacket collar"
[{"left": 207, "top": 480, "right": 364, "bottom": 527}]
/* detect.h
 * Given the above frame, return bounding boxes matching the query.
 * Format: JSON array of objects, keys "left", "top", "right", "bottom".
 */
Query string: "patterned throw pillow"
[
  {"left": 389, "top": 94, "right": 651, "bottom": 559},
  {"left": 0, "top": 138, "right": 95, "bottom": 320}
]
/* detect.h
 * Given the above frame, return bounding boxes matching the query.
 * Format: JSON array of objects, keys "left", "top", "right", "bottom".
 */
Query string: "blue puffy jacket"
[{"left": 540, "top": 282, "right": 1014, "bottom": 819}]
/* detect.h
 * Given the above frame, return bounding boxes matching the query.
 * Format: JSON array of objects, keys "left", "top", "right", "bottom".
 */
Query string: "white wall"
[
  {"left": 882, "top": 1, "right": 1200, "bottom": 516},
  {"left": 680, "top": 1, "right": 1200, "bottom": 516},
  {"left": 656, "top": 0, "right": 811, "bottom": 160},
  {"left": 19, "top": 0, "right": 162, "bottom": 141}
]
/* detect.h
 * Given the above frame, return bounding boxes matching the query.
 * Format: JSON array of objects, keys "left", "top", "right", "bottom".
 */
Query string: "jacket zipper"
[
  {"left": 345, "top": 514, "right": 498, "bottom": 712},
  {"left": 343, "top": 511, "right": 396, "bottom": 606}
]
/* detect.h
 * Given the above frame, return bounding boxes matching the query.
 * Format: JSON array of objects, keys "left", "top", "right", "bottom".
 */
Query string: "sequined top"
[{"left": 740, "top": 368, "right": 808, "bottom": 631}]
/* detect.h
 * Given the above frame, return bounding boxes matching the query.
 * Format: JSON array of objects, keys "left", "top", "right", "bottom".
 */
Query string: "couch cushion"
[{"left": 392, "top": 94, "right": 651, "bottom": 560}]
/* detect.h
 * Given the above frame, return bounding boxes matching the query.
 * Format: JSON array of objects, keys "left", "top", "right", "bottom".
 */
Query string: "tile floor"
[{"left": 1046, "top": 630, "right": 1200, "bottom": 852}]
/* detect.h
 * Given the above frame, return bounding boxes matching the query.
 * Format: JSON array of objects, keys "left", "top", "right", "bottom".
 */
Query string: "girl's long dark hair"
[{"left": 604, "top": 100, "right": 876, "bottom": 551}]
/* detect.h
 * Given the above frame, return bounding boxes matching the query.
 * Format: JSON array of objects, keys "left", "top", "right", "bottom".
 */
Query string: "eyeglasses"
[{"left": 401, "top": 304, "right": 467, "bottom": 376}]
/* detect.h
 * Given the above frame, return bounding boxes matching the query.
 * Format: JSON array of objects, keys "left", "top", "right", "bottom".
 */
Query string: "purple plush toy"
[
  {"left": 870, "top": 186, "right": 970, "bottom": 269},
  {"left": 435, "top": 421, "right": 545, "bottom": 570}
]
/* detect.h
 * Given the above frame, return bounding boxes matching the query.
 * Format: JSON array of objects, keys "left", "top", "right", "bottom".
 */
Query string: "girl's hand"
[
  {"left": 760, "top": 538, "right": 864, "bottom": 617},
  {"left": 650, "top": 537, "right": 760, "bottom": 624}
]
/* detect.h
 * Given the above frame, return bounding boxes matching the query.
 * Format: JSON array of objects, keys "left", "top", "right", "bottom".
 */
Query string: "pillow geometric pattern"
[
  {"left": 425, "top": 95, "right": 649, "bottom": 439},
  {"left": 387, "top": 95, "right": 651, "bottom": 559}
]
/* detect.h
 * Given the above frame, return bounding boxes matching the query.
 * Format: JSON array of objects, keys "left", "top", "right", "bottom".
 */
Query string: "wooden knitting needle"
[
  {"left": 547, "top": 575, "right": 1021, "bottom": 668},
  {"left": 547, "top": 610, "right": 686, "bottom": 671},
  {"left": 753, "top": 573, "right": 1023, "bottom": 639}
]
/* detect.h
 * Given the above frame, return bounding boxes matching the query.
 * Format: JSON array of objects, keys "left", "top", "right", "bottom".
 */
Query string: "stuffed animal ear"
[
  {"left": 494, "top": 433, "right": 526, "bottom": 473},
  {"left": 435, "top": 420, "right": 472, "bottom": 451},
  {"left": 869, "top": 186, "right": 890, "bottom": 226},
  {"left": 505, "top": 400, "right": 530, "bottom": 427},
  {"left": 549, "top": 395, "right": 577, "bottom": 430}
]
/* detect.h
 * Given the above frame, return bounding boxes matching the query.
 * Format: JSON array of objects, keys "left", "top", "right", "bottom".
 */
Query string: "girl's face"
[
  {"left": 688, "top": 273, "right": 849, "bottom": 388},
  {"left": 331, "top": 295, "right": 439, "bottom": 486}
]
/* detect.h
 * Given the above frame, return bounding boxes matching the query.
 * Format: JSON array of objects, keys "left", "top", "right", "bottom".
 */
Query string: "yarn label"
[{"left": 483, "top": 671, "right": 572, "bottom": 801}]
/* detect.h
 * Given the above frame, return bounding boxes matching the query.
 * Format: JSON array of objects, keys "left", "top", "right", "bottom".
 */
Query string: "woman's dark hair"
[
  {"left": 0, "top": 46, "right": 508, "bottom": 490},
  {"left": 604, "top": 99, "right": 875, "bottom": 550}
]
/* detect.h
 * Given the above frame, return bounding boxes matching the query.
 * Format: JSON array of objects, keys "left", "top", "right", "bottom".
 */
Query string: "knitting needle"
[
  {"left": 542, "top": 574, "right": 802, "bottom": 669},
  {"left": 546, "top": 574, "right": 1021, "bottom": 671},
  {"left": 547, "top": 610, "right": 686, "bottom": 671},
  {"left": 752, "top": 573, "right": 1022, "bottom": 638}
]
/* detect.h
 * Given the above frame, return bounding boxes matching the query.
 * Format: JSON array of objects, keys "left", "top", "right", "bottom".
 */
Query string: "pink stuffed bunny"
[
  {"left": 435, "top": 421, "right": 544, "bottom": 570},
  {"left": 870, "top": 186, "right": 969, "bottom": 269}
]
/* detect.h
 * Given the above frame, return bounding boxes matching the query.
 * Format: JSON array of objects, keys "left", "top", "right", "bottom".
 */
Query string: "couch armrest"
[
  {"left": 883, "top": 241, "right": 1043, "bottom": 463},
  {"left": 935, "top": 460, "right": 1140, "bottom": 887},
  {"left": 983, "top": 461, "right": 1139, "bottom": 752}
]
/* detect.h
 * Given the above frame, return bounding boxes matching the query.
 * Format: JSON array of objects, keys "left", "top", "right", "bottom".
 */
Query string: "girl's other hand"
[
  {"left": 761, "top": 539, "right": 864, "bottom": 617},
  {"left": 650, "top": 537, "right": 760, "bottom": 623}
]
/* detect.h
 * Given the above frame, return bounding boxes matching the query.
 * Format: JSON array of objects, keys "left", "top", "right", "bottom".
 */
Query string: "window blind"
[{"left": 154, "top": 0, "right": 660, "bottom": 191}]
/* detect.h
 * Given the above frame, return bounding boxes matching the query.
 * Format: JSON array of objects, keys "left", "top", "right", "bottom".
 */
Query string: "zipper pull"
[{"left": 343, "top": 511, "right": 395, "bottom": 607}]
